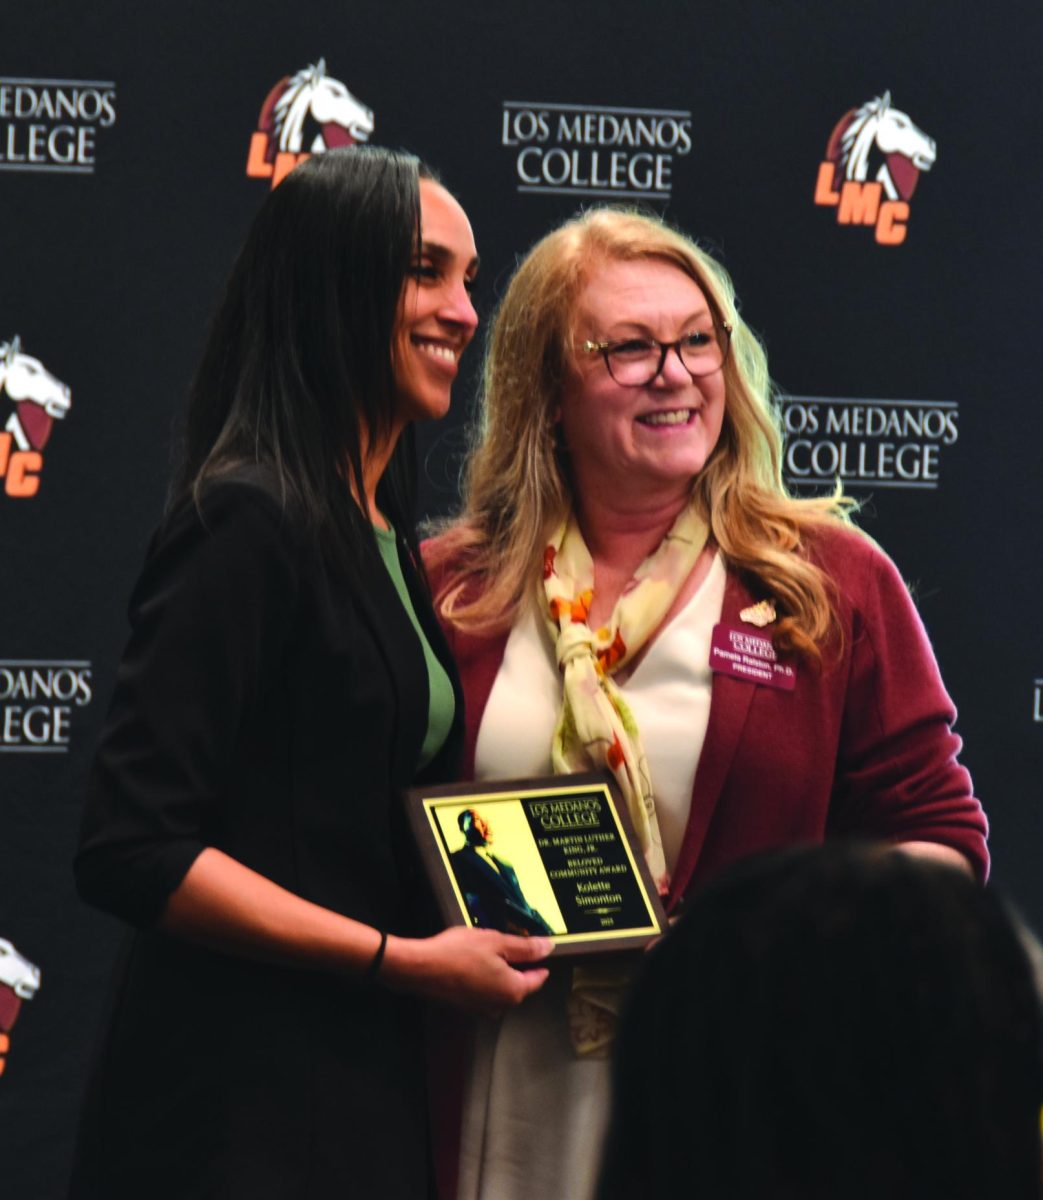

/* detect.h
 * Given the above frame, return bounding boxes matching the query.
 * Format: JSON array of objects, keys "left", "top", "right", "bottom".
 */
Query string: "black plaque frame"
[{"left": 404, "top": 771, "right": 668, "bottom": 958}]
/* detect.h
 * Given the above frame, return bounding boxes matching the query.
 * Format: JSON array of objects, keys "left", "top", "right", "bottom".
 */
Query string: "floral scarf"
[{"left": 542, "top": 502, "right": 710, "bottom": 1054}]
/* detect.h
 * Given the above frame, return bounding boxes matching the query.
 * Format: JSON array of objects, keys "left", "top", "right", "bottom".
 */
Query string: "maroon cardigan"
[
  {"left": 423, "top": 524, "right": 987, "bottom": 1196},
  {"left": 427, "top": 523, "right": 988, "bottom": 902}
]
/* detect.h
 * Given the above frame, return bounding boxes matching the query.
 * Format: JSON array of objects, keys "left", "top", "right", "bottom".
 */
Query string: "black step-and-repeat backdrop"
[{"left": 3, "top": 2, "right": 1041, "bottom": 1192}]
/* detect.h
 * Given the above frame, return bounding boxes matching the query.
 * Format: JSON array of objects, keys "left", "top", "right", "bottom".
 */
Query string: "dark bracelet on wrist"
[{"left": 364, "top": 929, "right": 388, "bottom": 981}]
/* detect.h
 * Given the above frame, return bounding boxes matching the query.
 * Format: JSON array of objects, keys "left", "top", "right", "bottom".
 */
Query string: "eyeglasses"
[{"left": 582, "top": 322, "right": 732, "bottom": 386}]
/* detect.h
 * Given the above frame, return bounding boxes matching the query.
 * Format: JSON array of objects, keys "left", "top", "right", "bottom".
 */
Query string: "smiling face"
[
  {"left": 560, "top": 257, "right": 727, "bottom": 510},
  {"left": 461, "top": 809, "right": 492, "bottom": 846},
  {"left": 392, "top": 178, "right": 479, "bottom": 432},
  {"left": 472, "top": 813, "right": 492, "bottom": 845}
]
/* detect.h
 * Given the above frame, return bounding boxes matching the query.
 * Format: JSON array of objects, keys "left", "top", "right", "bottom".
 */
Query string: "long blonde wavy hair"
[{"left": 427, "top": 207, "right": 855, "bottom": 661}]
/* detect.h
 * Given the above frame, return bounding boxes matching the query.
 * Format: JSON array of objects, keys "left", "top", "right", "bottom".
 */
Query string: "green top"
[{"left": 373, "top": 524, "right": 455, "bottom": 770}]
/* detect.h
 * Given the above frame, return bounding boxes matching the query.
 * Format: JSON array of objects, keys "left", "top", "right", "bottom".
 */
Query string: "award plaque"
[{"left": 404, "top": 771, "right": 667, "bottom": 957}]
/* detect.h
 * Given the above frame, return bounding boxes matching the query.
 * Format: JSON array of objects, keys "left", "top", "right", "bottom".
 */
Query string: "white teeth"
[
  {"left": 415, "top": 340, "right": 456, "bottom": 363},
  {"left": 639, "top": 410, "right": 692, "bottom": 426}
]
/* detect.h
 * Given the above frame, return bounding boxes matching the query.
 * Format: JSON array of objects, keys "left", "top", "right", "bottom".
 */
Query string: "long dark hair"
[
  {"left": 176, "top": 145, "right": 427, "bottom": 575},
  {"left": 599, "top": 843, "right": 1043, "bottom": 1200}
]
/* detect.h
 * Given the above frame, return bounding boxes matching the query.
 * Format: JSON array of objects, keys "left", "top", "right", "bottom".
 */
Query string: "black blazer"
[{"left": 71, "top": 479, "right": 463, "bottom": 1200}]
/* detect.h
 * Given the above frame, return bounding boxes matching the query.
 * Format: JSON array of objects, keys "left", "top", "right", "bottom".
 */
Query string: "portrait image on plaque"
[{"left": 405, "top": 772, "right": 667, "bottom": 957}]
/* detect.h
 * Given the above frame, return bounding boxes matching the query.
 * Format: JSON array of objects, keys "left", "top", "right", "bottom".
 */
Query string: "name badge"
[{"left": 710, "top": 624, "right": 796, "bottom": 692}]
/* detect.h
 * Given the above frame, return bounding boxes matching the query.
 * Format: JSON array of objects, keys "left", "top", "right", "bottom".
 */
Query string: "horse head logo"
[
  {"left": 259, "top": 59, "right": 374, "bottom": 159},
  {"left": 0, "top": 939, "right": 40, "bottom": 1003},
  {"left": 0, "top": 938, "right": 41, "bottom": 1078},
  {"left": 0, "top": 337, "right": 72, "bottom": 452},
  {"left": 827, "top": 91, "right": 936, "bottom": 202}
]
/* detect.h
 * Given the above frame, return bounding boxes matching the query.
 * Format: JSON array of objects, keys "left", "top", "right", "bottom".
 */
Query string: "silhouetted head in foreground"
[{"left": 599, "top": 843, "right": 1043, "bottom": 1200}]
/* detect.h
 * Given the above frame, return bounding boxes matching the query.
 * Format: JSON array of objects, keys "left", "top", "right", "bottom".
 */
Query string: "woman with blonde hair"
[{"left": 424, "top": 207, "right": 987, "bottom": 1200}]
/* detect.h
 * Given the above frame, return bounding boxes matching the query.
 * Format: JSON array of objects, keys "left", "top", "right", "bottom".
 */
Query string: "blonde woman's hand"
[{"left": 380, "top": 927, "right": 552, "bottom": 1015}]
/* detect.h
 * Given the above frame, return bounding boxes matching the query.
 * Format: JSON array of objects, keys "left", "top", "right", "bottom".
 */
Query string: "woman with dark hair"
[
  {"left": 70, "top": 146, "right": 550, "bottom": 1200},
  {"left": 598, "top": 843, "right": 1043, "bottom": 1200}
]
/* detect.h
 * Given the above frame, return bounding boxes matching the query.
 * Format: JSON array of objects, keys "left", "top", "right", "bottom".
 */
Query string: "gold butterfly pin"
[{"left": 739, "top": 599, "right": 777, "bottom": 628}]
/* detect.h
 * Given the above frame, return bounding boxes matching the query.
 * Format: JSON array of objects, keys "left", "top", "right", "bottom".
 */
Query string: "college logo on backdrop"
[
  {"left": 0, "top": 939, "right": 40, "bottom": 1079},
  {"left": 246, "top": 59, "right": 374, "bottom": 189},
  {"left": 0, "top": 76, "right": 117, "bottom": 174},
  {"left": 501, "top": 101, "right": 692, "bottom": 201},
  {"left": 782, "top": 396, "right": 958, "bottom": 490},
  {"left": 0, "top": 338, "right": 71, "bottom": 499},
  {"left": 0, "top": 659, "right": 93, "bottom": 751},
  {"left": 814, "top": 91, "right": 936, "bottom": 246}
]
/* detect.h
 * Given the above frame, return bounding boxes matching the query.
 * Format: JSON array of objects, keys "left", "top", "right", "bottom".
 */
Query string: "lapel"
[
  {"left": 667, "top": 568, "right": 759, "bottom": 911},
  {"left": 351, "top": 539, "right": 429, "bottom": 787},
  {"left": 488, "top": 854, "right": 520, "bottom": 893},
  {"left": 455, "top": 627, "right": 511, "bottom": 779},
  {"left": 401, "top": 536, "right": 465, "bottom": 782},
  {"left": 465, "top": 846, "right": 512, "bottom": 896}
]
